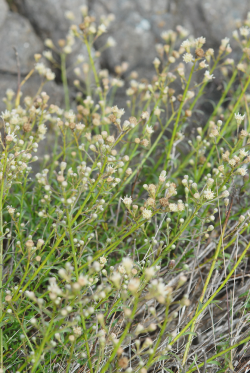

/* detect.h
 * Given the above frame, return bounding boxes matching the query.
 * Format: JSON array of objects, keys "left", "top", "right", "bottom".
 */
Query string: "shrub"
[{"left": 1, "top": 8, "right": 250, "bottom": 373}]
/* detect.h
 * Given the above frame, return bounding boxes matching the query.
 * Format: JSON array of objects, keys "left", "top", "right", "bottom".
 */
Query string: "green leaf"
[
  {"left": 157, "top": 355, "right": 168, "bottom": 362},
  {"left": 209, "top": 360, "right": 221, "bottom": 366},
  {"left": 197, "top": 300, "right": 203, "bottom": 312},
  {"left": 182, "top": 331, "right": 197, "bottom": 337}
]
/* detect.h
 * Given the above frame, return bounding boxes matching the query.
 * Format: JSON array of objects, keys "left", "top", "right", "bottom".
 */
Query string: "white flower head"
[
  {"left": 142, "top": 208, "right": 152, "bottom": 220},
  {"left": 229, "top": 159, "right": 236, "bottom": 167},
  {"left": 65, "top": 10, "right": 75, "bottom": 20},
  {"left": 122, "top": 257, "right": 133, "bottom": 274},
  {"left": 203, "top": 189, "right": 215, "bottom": 200},
  {"left": 237, "top": 167, "right": 248, "bottom": 176},
  {"left": 118, "top": 265, "right": 126, "bottom": 274},
  {"left": 6, "top": 128, "right": 17, "bottom": 142},
  {"left": 176, "top": 25, "right": 189, "bottom": 38},
  {"left": 100, "top": 256, "right": 107, "bottom": 265},
  {"left": 204, "top": 70, "right": 215, "bottom": 82},
  {"left": 121, "top": 196, "right": 132, "bottom": 206},
  {"left": 141, "top": 111, "right": 149, "bottom": 120},
  {"left": 146, "top": 125, "right": 154, "bottom": 135},
  {"left": 98, "top": 24, "right": 107, "bottom": 34},
  {"left": 110, "top": 272, "right": 121, "bottom": 288},
  {"left": 169, "top": 203, "right": 178, "bottom": 212},
  {"left": 161, "top": 30, "right": 171, "bottom": 41},
  {"left": 199, "top": 60, "right": 209, "bottom": 69},
  {"left": 46, "top": 69, "right": 55, "bottom": 80},
  {"left": 221, "top": 190, "right": 229, "bottom": 198},
  {"left": 38, "top": 123, "right": 47, "bottom": 135},
  {"left": 35, "top": 63, "right": 46, "bottom": 75},
  {"left": 177, "top": 202, "right": 185, "bottom": 211},
  {"left": 107, "top": 36, "right": 117, "bottom": 47},
  {"left": 221, "top": 37, "right": 230, "bottom": 48},
  {"left": 183, "top": 53, "right": 194, "bottom": 63},
  {"left": 181, "top": 39, "right": 191, "bottom": 51},
  {"left": 153, "top": 57, "right": 161, "bottom": 67},
  {"left": 239, "top": 149, "right": 248, "bottom": 159},
  {"left": 44, "top": 38, "right": 54, "bottom": 48},
  {"left": 240, "top": 27, "right": 249, "bottom": 37},
  {"left": 128, "top": 278, "right": 140, "bottom": 294},
  {"left": 43, "top": 50, "right": 53, "bottom": 60},
  {"left": 1, "top": 110, "right": 11, "bottom": 120},
  {"left": 235, "top": 112, "right": 245, "bottom": 125},
  {"left": 195, "top": 36, "right": 206, "bottom": 47}
]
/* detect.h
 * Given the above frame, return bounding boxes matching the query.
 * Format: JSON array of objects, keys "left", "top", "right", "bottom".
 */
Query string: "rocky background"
[{"left": 0, "top": 0, "right": 249, "bottom": 111}]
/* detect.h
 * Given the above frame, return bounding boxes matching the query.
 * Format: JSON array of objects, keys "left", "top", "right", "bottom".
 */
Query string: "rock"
[
  {"left": 0, "top": 73, "right": 64, "bottom": 113},
  {"left": 17, "top": 0, "right": 87, "bottom": 42},
  {"left": 174, "top": 0, "right": 247, "bottom": 47},
  {"left": 0, "top": 71, "right": 65, "bottom": 172},
  {"left": 15, "top": 0, "right": 95, "bottom": 88},
  {"left": 91, "top": 0, "right": 248, "bottom": 76},
  {"left": 0, "top": 12, "right": 43, "bottom": 75},
  {"left": 0, "top": 0, "right": 248, "bottom": 111},
  {"left": 0, "top": 0, "right": 8, "bottom": 30},
  {"left": 91, "top": 0, "right": 174, "bottom": 76}
]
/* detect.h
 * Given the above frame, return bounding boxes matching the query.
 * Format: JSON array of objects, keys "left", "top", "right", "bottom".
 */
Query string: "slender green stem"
[
  {"left": 171, "top": 238, "right": 250, "bottom": 346},
  {"left": 66, "top": 209, "right": 79, "bottom": 280},
  {"left": 182, "top": 216, "right": 227, "bottom": 365},
  {"left": 145, "top": 300, "right": 170, "bottom": 368},
  {"left": 65, "top": 343, "right": 75, "bottom": 373},
  {"left": 171, "top": 57, "right": 242, "bottom": 178},
  {"left": 99, "top": 297, "right": 139, "bottom": 373},
  {"left": 165, "top": 62, "right": 196, "bottom": 166},
  {"left": 197, "top": 73, "right": 250, "bottom": 182},
  {"left": 125, "top": 111, "right": 176, "bottom": 186},
  {"left": 12, "top": 307, "right": 35, "bottom": 353},
  {"left": 61, "top": 53, "right": 70, "bottom": 111},
  {"left": 0, "top": 198, "right": 3, "bottom": 371},
  {"left": 84, "top": 35, "right": 103, "bottom": 104},
  {"left": 31, "top": 313, "right": 55, "bottom": 372},
  {"left": 185, "top": 333, "right": 250, "bottom": 373},
  {"left": 0, "top": 147, "right": 7, "bottom": 371},
  {"left": 80, "top": 311, "right": 93, "bottom": 373}
]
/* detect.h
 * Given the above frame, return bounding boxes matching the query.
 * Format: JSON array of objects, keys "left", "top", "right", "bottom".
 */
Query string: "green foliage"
[{"left": 1, "top": 7, "right": 250, "bottom": 373}]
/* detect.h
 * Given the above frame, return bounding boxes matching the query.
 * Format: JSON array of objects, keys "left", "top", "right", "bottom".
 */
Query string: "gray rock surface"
[
  {"left": 15, "top": 0, "right": 93, "bottom": 87},
  {"left": 0, "top": 74, "right": 64, "bottom": 113},
  {"left": 0, "top": 0, "right": 249, "bottom": 109},
  {"left": 174, "top": 0, "right": 249, "bottom": 47},
  {"left": 91, "top": 0, "right": 249, "bottom": 76},
  {"left": 16, "top": 0, "right": 87, "bottom": 42},
  {"left": 91, "top": 0, "right": 174, "bottom": 75},
  {"left": 0, "top": 12, "right": 43, "bottom": 74},
  {"left": 0, "top": 0, "right": 8, "bottom": 30}
]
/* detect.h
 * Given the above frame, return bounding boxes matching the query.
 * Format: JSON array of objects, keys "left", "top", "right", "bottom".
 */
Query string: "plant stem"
[
  {"left": 84, "top": 35, "right": 104, "bottom": 104},
  {"left": 0, "top": 195, "right": 3, "bottom": 371},
  {"left": 197, "top": 73, "right": 250, "bottom": 182},
  {"left": 125, "top": 111, "right": 176, "bottom": 186},
  {"left": 145, "top": 300, "right": 170, "bottom": 368},
  {"left": 182, "top": 208, "right": 229, "bottom": 365},
  {"left": 99, "top": 297, "right": 139, "bottom": 373},
  {"left": 61, "top": 53, "right": 70, "bottom": 111},
  {"left": 165, "top": 62, "right": 196, "bottom": 167},
  {"left": 66, "top": 209, "right": 79, "bottom": 280},
  {"left": 185, "top": 333, "right": 250, "bottom": 373},
  {"left": 171, "top": 237, "right": 250, "bottom": 346},
  {"left": 80, "top": 311, "right": 93, "bottom": 373},
  {"left": 0, "top": 147, "right": 7, "bottom": 371}
]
